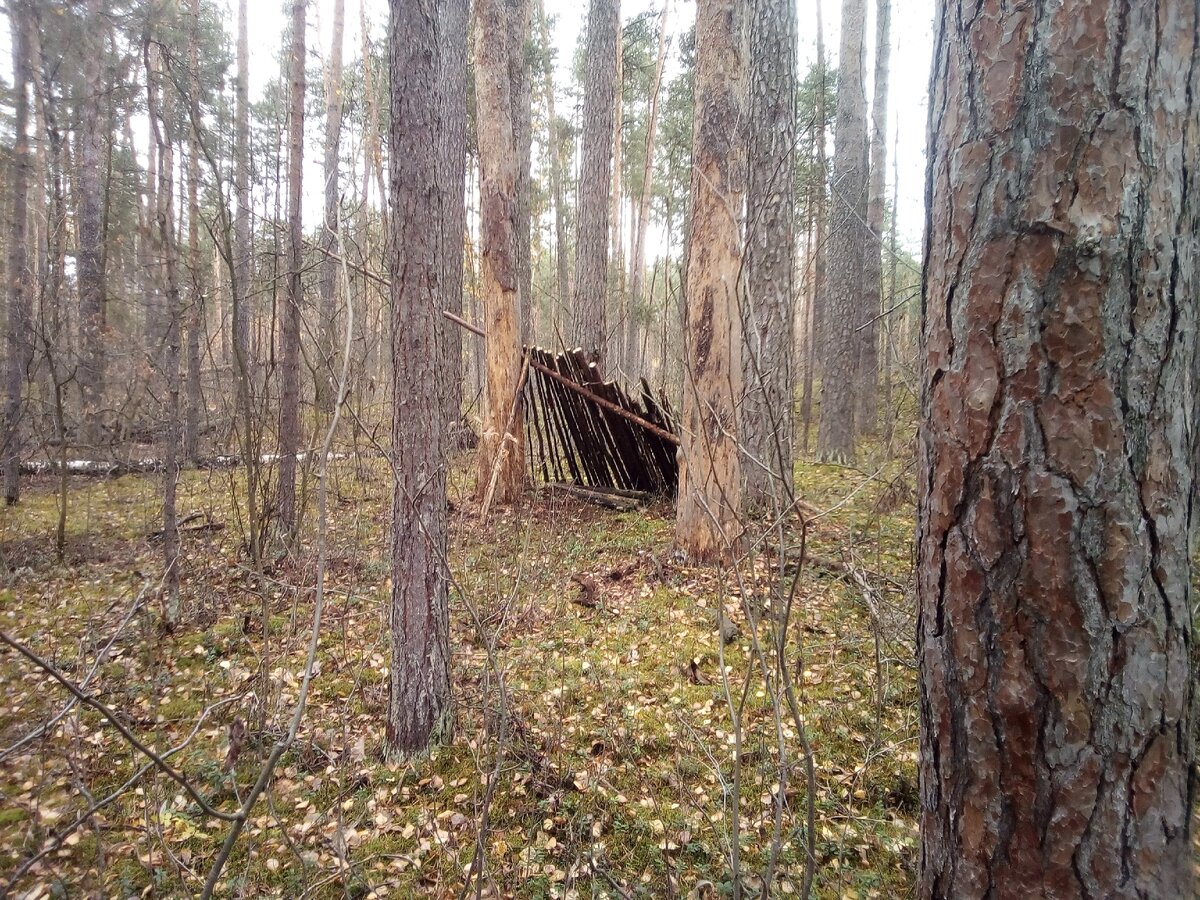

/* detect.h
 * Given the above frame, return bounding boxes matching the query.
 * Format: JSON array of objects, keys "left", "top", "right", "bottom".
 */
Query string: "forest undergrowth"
[{"left": 0, "top": 451, "right": 920, "bottom": 898}]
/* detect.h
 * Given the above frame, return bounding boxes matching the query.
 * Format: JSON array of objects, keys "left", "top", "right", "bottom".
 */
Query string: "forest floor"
[{"left": 0, "top": 450, "right": 920, "bottom": 899}]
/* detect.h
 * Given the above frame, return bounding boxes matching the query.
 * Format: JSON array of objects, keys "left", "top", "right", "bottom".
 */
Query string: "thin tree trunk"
[
  {"left": 857, "top": 0, "right": 889, "bottom": 434},
  {"left": 278, "top": 0, "right": 307, "bottom": 534},
  {"left": 572, "top": 0, "right": 619, "bottom": 365},
  {"left": 627, "top": 0, "right": 669, "bottom": 381},
  {"left": 439, "top": 0, "right": 470, "bottom": 445},
  {"left": 742, "top": 0, "right": 797, "bottom": 507},
  {"left": 78, "top": 0, "right": 107, "bottom": 448},
  {"left": 675, "top": 0, "right": 746, "bottom": 564},
  {"left": 386, "top": 0, "right": 452, "bottom": 757},
  {"left": 234, "top": 0, "right": 253, "bottom": 381},
  {"left": 184, "top": 0, "right": 204, "bottom": 462},
  {"left": 4, "top": 2, "right": 31, "bottom": 504},
  {"left": 146, "top": 39, "right": 182, "bottom": 623},
  {"left": 918, "top": 1, "right": 1198, "bottom": 895},
  {"left": 536, "top": 0, "right": 570, "bottom": 328},
  {"left": 815, "top": 0, "right": 866, "bottom": 462},
  {"left": 317, "top": 0, "right": 346, "bottom": 415},
  {"left": 609, "top": 33, "right": 624, "bottom": 368},
  {"left": 811, "top": 0, "right": 828, "bottom": 372}
]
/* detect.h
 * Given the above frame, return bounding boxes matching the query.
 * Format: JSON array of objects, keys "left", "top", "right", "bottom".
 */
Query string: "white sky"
[
  {"left": 0, "top": 0, "right": 933, "bottom": 253},
  {"left": 240, "top": 0, "right": 933, "bottom": 252}
]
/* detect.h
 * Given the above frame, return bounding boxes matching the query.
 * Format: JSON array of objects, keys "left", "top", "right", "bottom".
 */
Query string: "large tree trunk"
[
  {"left": 571, "top": 0, "right": 619, "bottom": 365},
  {"left": 4, "top": 2, "right": 31, "bottom": 504},
  {"left": 918, "top": 1, "right": 1198, "bottom": 896},
  {"left": 741, "top": 0, "right": 797, "bottom": 508},
  {"left": 626, "top": 1, "right": 669, "bottom": 382},
  {"left": 675, "top": 0, "right": 746, "bottom": 564},
  {"left": 857, "top": 0, "right": 889, "bottom": 435},
  {"left": 386, "top": 0, "right": 452, "bottom": 757},
  {"left": 184, "top": 0, "right": 204, "bottom": 463},
  {"left": 474, "top": 0, "right": 526, "bottom": 505},
  {"left": 536, "top": 0, "right": 570, "bottom": 329},
  {"left": 77, "top": 0, "right": 107, "bottom": 449},
  {"left": 439, "top": 0, "right": 470, "bottom": 444},
  {"left": 317, "top": 0, "right": 346, "bottom": 416},
  {"left": 815, "top": 0, "right": 866, "bottom": 463},
  {"left": 278, "top": 0, "right": 307, "bottom": 534}
]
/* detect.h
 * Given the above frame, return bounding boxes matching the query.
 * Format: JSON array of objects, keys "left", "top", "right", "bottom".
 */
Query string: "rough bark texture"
[
  {"left": 742, "top": 0, "right": 796, "bottom": 507},
  {"left": 858, "top": 0, "right": 889, "bottom": 434},
  {"left": 918, "top": 1, "right": 1199, "bottom": 896},
  {"left": 816, "top": 0, "right": 866, "bottom": 462},
  {"left": 509, "top": 0, "right": 533, "bottom": 346},
  {"left": 572, "top": 0, "right": 619, "bottom": 364},
  {"left": 317, "top": 0, "right": 346, "bottom": 416},
  {"left": 609, "top": 39, "right": 624, "bottom": 368},
  {"left": 278, "top": 0, "right": 306, "bottom": 534},
  {"left": 4, "top": 2, "right": 31, "bottom": 504},
  {"left": 438, "top": 0, "right": 470, "bottom": 440},
  {"left": 474, "top": 0, "right": 526, "bottom": 504},
  {"left": 233, "top": 0, "right": 252, "bottom": 381},
  {"left": 387, "top": 0, "right": 452, "bottom": 756},
  {"left": 675, "top": 0, "right": 746, "bottom": 564},
  {"left": 77, "top": 0, "right": 107, "bottom": 447},
  {"left": 626, "top": 1, "right": 669, "bottom": 382}
]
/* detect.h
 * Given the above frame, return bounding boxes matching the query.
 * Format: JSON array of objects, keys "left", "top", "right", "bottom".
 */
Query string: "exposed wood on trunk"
[
  {"left": 474, "top": 0, "right": 526, "bottom": 505},
  {"left": 675, "top": 0, "right": 747, "bottom": 564},
  {"left": 918, "top": 1, "right": 1199, "bottom": 894}
]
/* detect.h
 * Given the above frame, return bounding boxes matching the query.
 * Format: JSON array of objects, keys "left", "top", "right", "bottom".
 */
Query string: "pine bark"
[
  {"left": 317, "top": 0, "right": 346, "bottom": 415},
  {"left": 742, "top": 0, "right": 797, "bottom": 507},
  {"left": 509, "top": 0, "right": 533, "bottom": 346},
  {"left": 4, "top": 2, "right": 31, "bottom": 504},
  {"left": 386, "top": 0, "right": 452, "bottom": 757},
  {"left": 438, "top": 0, "right": 470, "bottom": 441},
  {"left": 675, "top": 0, "right": 746, "bottom": 564},
  {"left": 474, "top": 0, "right": 526, "bottom": 504},
  {"left": 278, "top": 0, "right": 307, "bottom": 534},
  {"left": 815, "top": 0, "right": 866, "bottom": 462},
  {"left": 572, "top": 0, "right": 619, "bottom": 365},
  {"left": 77, "top": 0, "right": 107, "bottom": 448},
  {"left": 918, "top": 1, "right": 1198, "bottom": 895},
  {"left": 858, "top": 0, "right": 889, "bottom": 434}
]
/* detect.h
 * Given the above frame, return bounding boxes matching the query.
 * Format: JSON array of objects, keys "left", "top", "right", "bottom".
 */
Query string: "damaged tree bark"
[{"left": 918, "top": 1, "right": 1198, "bottom": 896}]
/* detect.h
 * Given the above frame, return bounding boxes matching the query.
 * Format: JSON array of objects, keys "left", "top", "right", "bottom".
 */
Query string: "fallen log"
[{"left": 539, "top": 482, "right": 649, "bottom": 511}]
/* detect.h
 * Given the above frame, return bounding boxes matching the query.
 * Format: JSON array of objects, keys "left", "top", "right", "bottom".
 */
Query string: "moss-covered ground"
[{"left": 0, "top": 449, "right": 919, "bottom": 898}]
